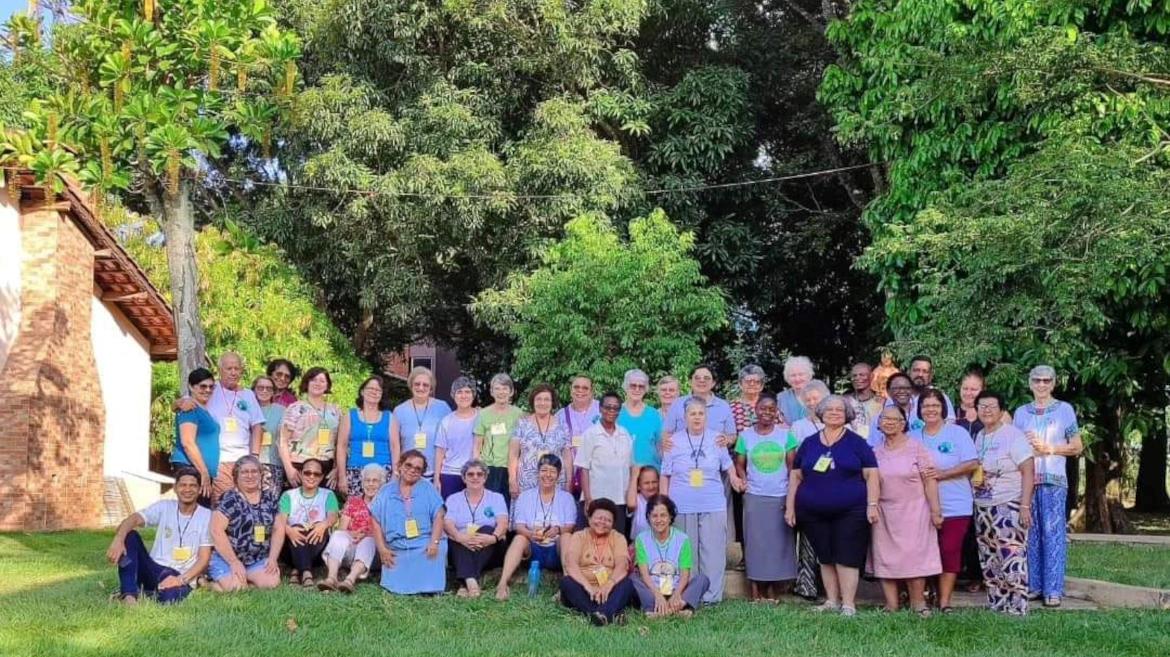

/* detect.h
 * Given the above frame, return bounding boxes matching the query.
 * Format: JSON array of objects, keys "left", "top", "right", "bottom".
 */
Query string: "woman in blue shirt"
[
  {"left": 390, "top": 367, "right": 452, "bottom": 477},
  {"left": 172, "top": 368, "right": 222, "bottom": 501},
  {"left": 369, "top": 450, "right": 448, "bottom": 594},
  {"left": 337, "top": 375, "right": 392, "bottom": 497}
]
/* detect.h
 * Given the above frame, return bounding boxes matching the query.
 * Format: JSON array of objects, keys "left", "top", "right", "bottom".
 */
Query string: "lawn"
[
  {"left": 1067, "top": 542, "right": 1170, "bottom": 590},
  {"left": 1, "top": 531, "right": 1168, "bottom": 657}
]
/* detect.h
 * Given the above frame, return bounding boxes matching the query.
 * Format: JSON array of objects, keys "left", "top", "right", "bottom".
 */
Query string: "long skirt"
[
  {"left": 975, "top": 502, "right": 1029, "bottom": 615},
  {"left": 743, "top": 493, "right": 796, "bottom": 582},
  {"left": 379, "top": 542, "right": 449, "bottom": 594},
  {"left": 793, "top": 532, "right": 822, "bottom": 598},
  {"left": 1027, "top": 484, "right": 1067, "bottom": 598}
]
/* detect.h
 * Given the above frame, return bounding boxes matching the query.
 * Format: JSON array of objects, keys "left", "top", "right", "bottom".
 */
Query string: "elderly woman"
[
  {"left": 867, "top": 372, "right": 922, "bottom": 445},
  {"left": 662, "top": 366, "right": 736, "bottom": 438},
  {"left": 267, "top": 358, "right": 300, "bottom": 407},
  {"left": 560, "top": 499, "right": 636, "bottom": 626},
  {"left": 435, "top": 376, "right": 480, "bottom": 497},
  {"left": 278, "top": 458, "right": 340, "bottom": 588},
  {"left": 578, "top": 391, "right": 635, "bottom": 535},
  {"left": 369, "top": 450, "right": 448, "bottom": 594},
  {"left": 786, "top": 395, "right": 879, "bottom": 617},
  {"left": 632, "top": 494, "right": 709, "bottom": 617},
  {"left": 973, "top": 392, "right": 1035, "bottom": 615},
  {"left": 619, "top": 369, "right": 663, "bottom": 470},
  {"left": 730, "top": 365, "right": 766, "bottom": 434},
  {"left": 444, "top": 459, "right": 509, "bottom": 597},
  {"left": 910, "top": 388, "right": 978, "bottom": 611},
  {"left": 474, "top": 373, "right": 525, "bottom": 498},
  {"left": 336, "top": 375, "right": 391, "bottom": 498},
  {"left": 662, "top": 398, "right": 746, "bottom": 604},
  {"left": 279, "top": 367, "right": 341, "bottom": 489},
  {"left": 171, "top": 368, "right": 221, "bottom": 502},
  {"left": 1013, "top": 366, "right": 1081, "bottom": 608},
  {"left": 872, "top": 406, "right": 943, "bottom": 616},
  {"left": 391, "top": 366, "right": 452, "bottom": 478},
  {"left": 509, "top": 383, "right": 573, "bottom": 498},
  {"left": 495, "top": 454, "right": 578, "bottom": 600},
  {"left": 778, "top": 356, "right": 815, "bottom": 425},
  {"left": 253, "top": 376, "right": 286, "bottom": 495},
  {"left": 788, "top": 380, "right": 830, "bottom": 444},
  {"left": 656, "top": 376, "right": 680, "bottom": 424},
  {"left": 735, "top": 394, "right": 799, "bottom": 601},
  {"left": 320, "top": 463, "right": 386, "bottom": 593},
  {"left": 208, "top": 456, "right": 283, "bottom": 591}
]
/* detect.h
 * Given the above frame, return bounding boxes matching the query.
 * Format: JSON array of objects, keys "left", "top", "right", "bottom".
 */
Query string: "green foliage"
[
  {"left": 472, "top": 209, "right": 727, "bottom": 398},
  {"left": 103, "top": 205, "right": 369, "bottom": 452}
]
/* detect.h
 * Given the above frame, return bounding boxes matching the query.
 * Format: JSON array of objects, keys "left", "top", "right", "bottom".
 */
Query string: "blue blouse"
[{"left": 370, "top": 478, "right": 446, "bottom": 550}]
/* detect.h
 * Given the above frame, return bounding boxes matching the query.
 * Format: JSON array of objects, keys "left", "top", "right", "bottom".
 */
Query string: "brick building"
[{"left": 0, "top": 171, "right": 177, "bottom": 531}]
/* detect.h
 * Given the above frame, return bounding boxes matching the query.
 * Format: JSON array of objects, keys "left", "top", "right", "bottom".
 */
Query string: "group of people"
[{"left": 107, "top": 352, "right": 1081, "bottom": 622}]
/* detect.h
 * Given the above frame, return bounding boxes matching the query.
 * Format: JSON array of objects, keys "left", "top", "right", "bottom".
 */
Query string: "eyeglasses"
[
  {"left": 302, "top": 471, "right": 323, "bottom": 478},
  {"left": 572, "top": 385, "right": 592, "bottom": 391},
  {"left": 627, "top": 383, "right": 647, "bottom": 389},
  {"left": 255, "top": 385, "right": 274, "bottom": 391},
  {"left": 193, "top": 383, "right": 215, "bottom": 390},
  {"left": 272, "top": 371, "right": 291, "bottom": 379},
  {"left": 976, "top": 403, "right": 1000, "bottom": 411},
  {"left": 465, "top": 471, "right": 487, "bottom": 478},
  {"left": 401, "top": 463, "right": 424, "bottom": 473},
  {"left": 1031, "top": 377, "right": 1054, "bottom": 384},
  {"left": 742, "top": 378, "right": 763, "bottom": 385}
]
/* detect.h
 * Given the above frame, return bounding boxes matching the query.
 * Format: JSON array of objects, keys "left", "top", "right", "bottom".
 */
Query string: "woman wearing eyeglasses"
[
  {"left": 253, "top": 376, "right": 286, "bottom": 495},
  {"left": 391, "top": 367, "right": 452, "bottom": 480},
  {"left": 266, "top": 358, "right": 300, "bottom": 407},
  {"left": 208, "top": 456, "right": 284, "bottom": 591},
  {"left": 369, "top": 450, "right": 448, "bottom": 594},
  {"left": 443, "top": 459, "right": 509, "bottom": 598},
  {"left": 277, "top": 458, "right": 340, "bottom": 588},
  {"left": 1013, "top": 366, "right": 1081, "bottom": 608},
  {"left": 172, "top": 368, "right": 222, "bottom": 502},
  {"left": 578, "top": 392, "right": 635, "bottom": 536}
]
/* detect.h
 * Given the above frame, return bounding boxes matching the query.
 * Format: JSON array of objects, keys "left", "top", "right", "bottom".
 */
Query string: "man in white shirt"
[
  {"left": 106, "top": 468, "right": 213, "bottom": 604},
  {"left": 577, "top": 391, "right": 635, "bottom": 536}
]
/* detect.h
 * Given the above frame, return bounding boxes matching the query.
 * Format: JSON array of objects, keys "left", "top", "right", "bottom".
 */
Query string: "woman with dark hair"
[
  {"left": 509, "top": 383, "right": 573, "bottom": 498},
  {"left": 631, "top": 494, "right": 709, "bottom": 617},
  {"left": 435, "top": 376, "right": 480, "bottom": 497},
  {"left": 336, "top": 375, "right": 392, "bottom": 497},
  {"left": 560, "top": 498, "right": 635, "bottom": 626},
  {"left": 495, "top": 454, "right": 578, "bottom": 600},
  {"left": 279, "top": 367, "right": 341, "bottom": 489},
  {"left": 278, "top": 458, "right": 340, "bottom": 587},
  {"left": 369, "top": 450, "right": 448, "bottom": 594},
  {"left": 266, "top": 358, "right": 301, "bottom": 407},
  {"left": 208, "top": 456, "right": 283, "bottom": 591},
  {"left": 171, "top": 367, "right": 221, "bottom": 502},
  {"left": 867, "top": 372, "right": 920, "bottom": 444},
  {"left": 253, "top": 376, "right": 285, "bottom": 495}
]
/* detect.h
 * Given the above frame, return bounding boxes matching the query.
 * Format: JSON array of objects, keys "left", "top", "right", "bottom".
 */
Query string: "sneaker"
[{"left": 1043, "top": 596, "right": 1062, "bottom": 608}]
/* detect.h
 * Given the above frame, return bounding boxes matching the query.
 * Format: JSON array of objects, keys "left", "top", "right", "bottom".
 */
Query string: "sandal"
[
  {"left": 301, "top": 573, "right": 316, "bottom": 588},
  {"left": 1043, "top": 596, "right": 1062, "bottom": 608},
  {"left": 337, "top": 579, "right": 356, "bottom": 594},
  {"left": 915, "top": 606, "right": 932, "bottom": 618},
  {"left": 317, "top": 577, "right": 337, "bottom": 592},
  {"left": 812, "top": 600, "right": 841, "bottom": 613},
  {"left": 288, "top": 571, "right": 300, "bottom": 586},
  {"left": 940, "top": 606, "right": 955, "bottom": 614}
]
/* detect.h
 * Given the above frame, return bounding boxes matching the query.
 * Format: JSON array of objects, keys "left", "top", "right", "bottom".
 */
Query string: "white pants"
[{"left": 323, "top": 531, "right": 376, "bottom": 570}]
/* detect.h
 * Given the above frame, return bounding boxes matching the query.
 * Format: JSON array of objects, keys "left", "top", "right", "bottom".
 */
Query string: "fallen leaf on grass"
[{"left": 286, "top": 617, "right": 298, "bottom": 633}]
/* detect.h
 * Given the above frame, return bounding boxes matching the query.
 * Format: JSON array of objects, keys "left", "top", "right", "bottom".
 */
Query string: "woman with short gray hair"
[
  {"left": 444, "top": 459, "right": 509, "bottom": 597},
  {"left": 435, "top": 376, "right": 481, "bottom": 496},
  {"left": 1012, "top": 365, "right": 1082, "bottom": 607},
  {"left": 619, "top": 368, "right": 664, "bottom": 469},
  {"left": 778, "top": 356, "right": 815, "bottom": 424},
  {"left": 320, "top": 463, "right": 387, "bottom": 593},
  {"left": 789, "top": 380, "right": 832, "bottom": 444}
]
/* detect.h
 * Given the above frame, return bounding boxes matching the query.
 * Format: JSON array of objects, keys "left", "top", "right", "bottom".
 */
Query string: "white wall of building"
[
  {"left": 91, "top": 290, "right": 153, "bottom": 480},
  {"left": 0, "top": 184, "right": 22, "bottom": 374}
]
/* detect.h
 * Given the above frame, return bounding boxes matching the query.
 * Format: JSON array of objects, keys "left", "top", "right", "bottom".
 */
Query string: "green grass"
[
  {"left": 1067, "top": 542, "right": 1170, "bottom": 589},
  {"left": 1, "top": 531, "right": 1168, "bottom": 657}
]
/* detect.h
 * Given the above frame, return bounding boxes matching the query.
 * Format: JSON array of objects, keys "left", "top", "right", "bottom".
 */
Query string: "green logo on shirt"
[{"left": 749, "top": 440, "right": 785, "bottom": 474}]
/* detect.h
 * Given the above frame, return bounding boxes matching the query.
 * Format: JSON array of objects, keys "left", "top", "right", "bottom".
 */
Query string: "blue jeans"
[
  {"left": 117, "top": 531, "right": 192, "bottom": 604},
  {"left": 208, "top": 552, "right": 270, "bottom": 582},
  {"left": 531, "top": 542, "right": 562, "bottom": 571}
]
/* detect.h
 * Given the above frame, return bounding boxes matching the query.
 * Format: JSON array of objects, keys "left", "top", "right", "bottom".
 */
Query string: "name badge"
[
  {"left": 466, "top": 523, "right": 480, "bottom": 535},
  {"left": 261, "top": 431, "right": 273, "bottom": 446},
  {"left": 572, "top": 435, "right": 583, "bottom": 449},
  {"left": 362, "top": 441, "right": 375, "bottom": 458},
  {"left": 659, "top": 577, "right": 674, "bottom": 596},
  {"left": 405, "top": 518, "right": 420, "bottom": 538},
  {"left": 812, "top": 455, "right": 833, "bottom": 473},
  {"left": 414, "top": 432, "right": 427, "bottom": 449},
  {"left": 253, "top": 525, "right": 266, "bottom": 543},
  {"left": 689, "top": 468, "right": 704, "bottom": 488},
  {"left": 490, "top": 422, "right": 507, "bottom": 436},
  {"left": 171, "top": 546, "right": 192, "bottom": 562},
  {"left": 317, "top": 428, "right": 331, "bottom": 446},
  {"left": 971, "top": 465, "right": 985, "bottom": 486},
  {"left": 224, "top": 417, "right": 240, "bottom": 433},
  {"left": 595, "top": 566, "right": 610, "bottom": 585}
]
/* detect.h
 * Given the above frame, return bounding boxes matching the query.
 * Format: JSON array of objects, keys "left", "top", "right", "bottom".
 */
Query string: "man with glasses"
[
  {"left": 906, "top": 355, "right": 955, "bottom": 419},
  {"left": 578, "top": 392, "right": 636, "bottom": 536}
]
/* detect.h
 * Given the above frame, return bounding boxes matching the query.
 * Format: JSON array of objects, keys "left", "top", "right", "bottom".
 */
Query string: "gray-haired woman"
[
  {"left": 435, "top": 376, "right": 481, "bottom": 497},
  {"left": 443, "top": 459, "right": 510, "bottom": 597},
  {"left": 208, "top": 455, "right": 284, "bottom": 592},
  {"left": 619, "top": 368, "right": 664, "bottom": 469},
  {"left": 788, "top": 380, "right": 831, "bottom": 443},
  {"left": 320, "top": 463, "right": 387, "bottom": 593},
  {"left": 778, "top": 356, "right": 815, "bottom": 425}
]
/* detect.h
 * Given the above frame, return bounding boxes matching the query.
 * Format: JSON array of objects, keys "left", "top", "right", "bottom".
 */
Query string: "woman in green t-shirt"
[{"left": 473, "top": 373, "right": 524, "bottom": 498}]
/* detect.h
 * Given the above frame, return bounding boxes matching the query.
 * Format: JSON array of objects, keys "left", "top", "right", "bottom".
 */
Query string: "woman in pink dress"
[{"left": 872, "top": 406, "right": 944, "bottom": 616}]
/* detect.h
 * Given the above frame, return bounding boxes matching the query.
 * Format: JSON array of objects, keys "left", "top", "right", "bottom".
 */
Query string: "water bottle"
[{"left": 527, "top": 560, "right": 541, "bottom": 596}]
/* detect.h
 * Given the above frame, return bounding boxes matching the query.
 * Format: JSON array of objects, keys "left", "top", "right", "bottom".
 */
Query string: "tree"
[
  {"left": 472, "top": 210, "right": 727, "bottom": 397},
  {"left": 2, "top": 0, "right": 301, "bottom": 386}
]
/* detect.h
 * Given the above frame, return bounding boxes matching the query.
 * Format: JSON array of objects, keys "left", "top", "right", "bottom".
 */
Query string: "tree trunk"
[
  {"left": 151, "top": 180, "right": 208, "bottom": 389},
  {"left": 1081, "top": 402, "right": 1132, "bottom": 533},
  {"left": 1134, "top": 425, "right": 1170, "bottom": 511}
]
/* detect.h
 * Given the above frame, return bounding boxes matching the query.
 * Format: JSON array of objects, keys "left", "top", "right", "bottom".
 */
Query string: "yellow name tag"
[
  {"left": 405, "top": 518, "right": 420, "bottom": 538},
  {"left": 595, "top": 567, "right": 610, "bottom": 585},
  {"left": 317, "top": 428, "right": 331, "bottom": 446},
  {"left": 253, "top": 525, "right": 266, "bottom": 543},
  {"left": 466, "top": 523, "right": 480, "bottom": 535},
  {"left": 362, "top": 441, "right": 375, "bottom": 458},
  {"left": 971, "top": 465, "right": 985, "bottom": 486},
  {"left": 171, "top": 546, "right": 192, "bottom": 562},
  {"left": 689, "top": 468, "right": 704, "bottom": 488},
  {"left": 572, "top": 435, "right": 583, "bottom": 448},
  {"left": 224, "top": 417, "right": 239, "bottom": 433},
  {"left": 490, "top": 422, "right": 507, "bottom": 436},
  {"left": 660, "top": 577, "right": 674, "bottom": 596},
  {"left": 813, "top": 455, "right": 833, "bottom": 473},
  {"left": 261, "top": 431, "right": 273, "bottom": 446},
  {"left": 413, "top": 432, "right": 427, "bottom": 449}
]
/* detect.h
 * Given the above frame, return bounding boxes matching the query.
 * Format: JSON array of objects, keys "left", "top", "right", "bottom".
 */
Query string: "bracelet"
[{"left": 867, "top": 502, "right": 879, "bottom": 507}]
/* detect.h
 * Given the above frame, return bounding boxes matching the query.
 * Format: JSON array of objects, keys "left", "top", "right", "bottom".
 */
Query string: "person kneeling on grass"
[
  {"left": 495, "top": 454, "right": 578, "bottom": 600},
  {"left": 106, "top": 467, "right": 213, "bottom": 604},
  {"left": 632, "top": 494, "right": 708, "bottom": 618},
  {"left": 369, "top": 450, "right": 448, "bottom": 595},
  {"left": 320, "top": 463, "right": 387, "bottom": 593},
  {"left": 278, "top": 458, "right": 340, "bottom": 588},
  {"left": 208, "top": 455, "right": 284, "bottom": 591},
  {"left": 560, "top": 498, "right": 635, "bottom": 626}
]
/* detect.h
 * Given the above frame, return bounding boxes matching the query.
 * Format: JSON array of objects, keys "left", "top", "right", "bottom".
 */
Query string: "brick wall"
[{"left": 0, "top": 194, "right": 106, "bottom": 531}]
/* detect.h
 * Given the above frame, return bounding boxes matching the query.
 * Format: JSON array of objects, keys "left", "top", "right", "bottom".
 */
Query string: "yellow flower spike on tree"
[
  {"left": 144, "top": 0, "right": 155, "bottom": 23},
  {"left": 283, "top": 61, "right": 296, "bottom": 97},
  {"left": 100, "top": 137, "right": 112, "bottom": 180},
  {"left": 46, "top": 112, "right": 58, "bottom": 151},
  {"left": 237, "top": 67, "right": 248, "bottom": 92},
  {"left": 209, "top": 46, "right": 220, "bottom": 91},
  {"left": 166, "top": 149, "right": 180, "bottom": 197}
]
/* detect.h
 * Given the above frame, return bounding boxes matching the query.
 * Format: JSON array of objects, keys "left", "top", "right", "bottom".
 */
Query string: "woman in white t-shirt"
[{"left": 277, "top": 458, "right": 340, "bottom": 588}]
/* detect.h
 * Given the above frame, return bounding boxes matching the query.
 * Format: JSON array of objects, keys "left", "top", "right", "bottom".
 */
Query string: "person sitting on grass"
[
  {"left": 369, "top": 450, "right": 448, "bottom": 595},
  {"left": 632, "top": 494, "right": 708, "bottom": 618},
  {"left": 106, "top": 467, "right": 213, "bottom": 604},
  {"left": 559, "top": 498, "right": 635, "bottom": 626},
  {"left": 320, "top": 463, "right": 387, "bottom": 593},
  {"left": 208, "top": 455, "right": 284, "bottom": 592},
  {"left": 495, "top": 454, "right": 578, "bottom": 600},
  {"left": 444, "top": 459, "right": 509, "bottom": 598},
  {"left": 278, "top": 458, "right": 340, "bottom": 589}
]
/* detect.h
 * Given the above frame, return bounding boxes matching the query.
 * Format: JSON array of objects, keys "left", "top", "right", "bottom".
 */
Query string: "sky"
[{"left": 2, "top": 0, "right": 31, "bottom": 21}]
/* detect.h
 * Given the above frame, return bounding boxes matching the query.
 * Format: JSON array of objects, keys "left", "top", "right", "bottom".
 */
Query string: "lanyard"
[
  {"left": 538, "top": 491, "right": 555, "bottom": 526},
  {"left": 402, "top": 491, "right": 414, "bottom": 519},
  {"left": 219, "top": 386, "right": 240, "bottom": 419},
  {"left": 591, "top": 534, "right": 612, "bottom": 565},
  {"left": 653, "top": 528, "right": 673, "bottom": 563},
  {"left": 359, "top": 408, "right": 378, "bottom": 441},
  {"left": 463, "top": 491, "right": 484, "bottom": 524},
  {"left": 685, "top": 430, "right": 705, "bottom": 469},
  {"left": 175, "top": 505, "right": 194, "bottom": 547},
  {"left": 534, "top": 415, "right": 551, "bottom": 442},
  {"left": 411, "top": 400, "right": 430, "bottom": 433}
]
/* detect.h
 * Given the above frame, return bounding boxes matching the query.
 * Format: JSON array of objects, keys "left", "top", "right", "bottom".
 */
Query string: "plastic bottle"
[{"left": 527, "top": 560, "right": 541, "bottom": 596}]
